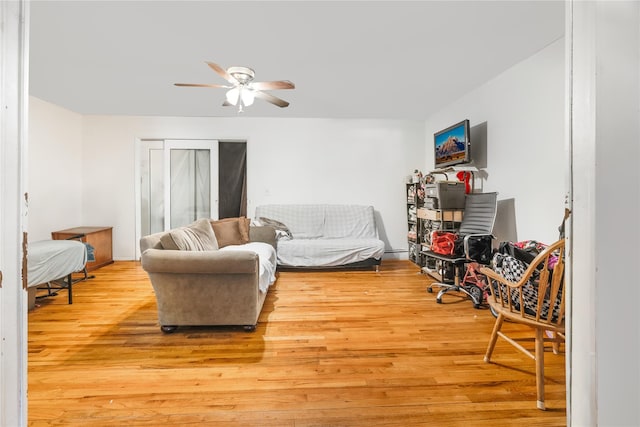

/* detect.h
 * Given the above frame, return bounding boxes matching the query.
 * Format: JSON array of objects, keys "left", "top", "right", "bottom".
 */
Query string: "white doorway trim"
[{"left": 0, "top": 1, "right": 29, "bottom": 425}]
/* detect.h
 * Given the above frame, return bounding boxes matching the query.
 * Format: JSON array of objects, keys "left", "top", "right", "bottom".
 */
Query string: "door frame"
[{"left": 0, "top": 1, "right": 29, "bottom": 424}]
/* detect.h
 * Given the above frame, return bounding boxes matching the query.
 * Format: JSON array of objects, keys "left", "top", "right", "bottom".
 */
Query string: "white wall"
[
  {"left": 570, "top": 1, "right": 640, "bottom": 425},
  {"left": 28, "top": 97, "right": 84, "bottom": 241},
  {"left": 76, "top": 116, "right": 425, "bottom": 260},
  {"left": 592, "top": 5, "right": 640, "bottom": 422},
  {"left": 424, "top": 38, "right": 565, "bottom": 246}
]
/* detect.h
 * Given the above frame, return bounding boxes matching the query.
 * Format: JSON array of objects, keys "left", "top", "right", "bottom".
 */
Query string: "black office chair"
[{"left": 424, "top": 192, "right": 498, "bottom": 307}]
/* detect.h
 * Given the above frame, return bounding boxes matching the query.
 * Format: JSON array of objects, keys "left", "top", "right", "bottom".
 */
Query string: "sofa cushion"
[
  {"left": 323, "top": 205, "right": 379, "bottom": 239},
  {"left": 210, "top": 217, "right": 250, "bottom": 248},
  {"left": 276, "top": 238, "right": 386, "bottom": 267},
  {"left": 160, "top": 218, "right": 218, "bottom": 251}
]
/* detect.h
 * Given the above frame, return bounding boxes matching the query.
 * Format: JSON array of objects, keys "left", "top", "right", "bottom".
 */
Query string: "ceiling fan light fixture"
[
  {"left": 241, "top": 88, "right": 255, "bottom": 106},
  {"left": 225, "top": 87, "right": 240, "bottom": 105}
]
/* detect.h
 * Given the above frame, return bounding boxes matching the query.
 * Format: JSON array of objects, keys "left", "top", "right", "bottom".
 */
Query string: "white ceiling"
[{"left": 29, "top": 1, "right": 565, "bottom": 120}]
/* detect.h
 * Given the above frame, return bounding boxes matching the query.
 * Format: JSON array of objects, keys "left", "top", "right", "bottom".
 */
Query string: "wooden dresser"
[{"left": 51, "top": 226, "right": 113, "bottom": 272}]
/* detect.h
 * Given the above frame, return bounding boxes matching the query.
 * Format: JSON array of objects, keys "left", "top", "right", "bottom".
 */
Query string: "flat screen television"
[{"left": 433, "top": 119, "right": 471, "bottom": 169}]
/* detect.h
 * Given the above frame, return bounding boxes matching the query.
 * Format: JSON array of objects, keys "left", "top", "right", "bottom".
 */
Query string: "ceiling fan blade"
[
  {"left": 255, "top": 91, "right": 289, "bottom": 108},
  {"left": 206, "top": 61, "right": 237, "bottom": 84},
  {"left": 175, "top": 83, "right": 229, "bottom": 88},
  {"left": 251, "top": 80, "right": 295, "bottom": 91}
]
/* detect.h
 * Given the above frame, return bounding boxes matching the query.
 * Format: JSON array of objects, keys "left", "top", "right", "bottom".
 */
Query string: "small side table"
[{"left": 51, "top": 226, "right": 113, "bottom": 272}]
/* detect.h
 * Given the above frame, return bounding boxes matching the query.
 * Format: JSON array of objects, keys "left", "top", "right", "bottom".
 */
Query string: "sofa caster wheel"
[
  {"left": 243, "top": 325, "right": 256, "bottom": 332},
  {"left": 161, "top": 325, "right": 177, "bottom": 334}
]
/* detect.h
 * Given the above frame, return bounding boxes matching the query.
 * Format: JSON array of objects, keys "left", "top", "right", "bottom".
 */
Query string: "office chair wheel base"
[{"left": 466, "top": 285, "right": 484, "bottom": 308}]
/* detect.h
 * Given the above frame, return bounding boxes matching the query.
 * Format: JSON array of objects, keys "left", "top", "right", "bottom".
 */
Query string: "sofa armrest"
[
  {"left": 141, "top": 248, "right": 258, "bottom": 274},
  {"left": 249, "top": 226, "right": 276, "bottom": 249},
  {"left": 140, "top": 231, "right": 164, "bottom": 253}
]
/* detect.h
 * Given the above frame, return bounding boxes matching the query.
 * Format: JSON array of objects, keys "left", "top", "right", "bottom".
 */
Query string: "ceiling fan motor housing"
[{"left": 227, "top": 66, "right": 255, "bottom": 84}]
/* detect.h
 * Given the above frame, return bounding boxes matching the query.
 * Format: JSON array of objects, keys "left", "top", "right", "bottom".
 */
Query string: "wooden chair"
[{"left": 480, "top": 238, "right": 566, "bottom": 410}]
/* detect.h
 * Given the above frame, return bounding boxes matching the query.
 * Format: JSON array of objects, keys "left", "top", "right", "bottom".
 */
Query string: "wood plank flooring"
[{"left": 28, "top": 260, "right": 566, "bottom": 426}]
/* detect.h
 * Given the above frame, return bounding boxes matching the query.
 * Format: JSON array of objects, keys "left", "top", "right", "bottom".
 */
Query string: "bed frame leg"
[{"left": 67, "top": 273, "right": 73, "bottom": 304}]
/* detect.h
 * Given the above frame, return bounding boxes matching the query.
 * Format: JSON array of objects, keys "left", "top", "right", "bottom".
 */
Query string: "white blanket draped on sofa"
[
  {"left": 220, "top": 242, "right": 277, "bottom": 292},
  {"left": 254, "top": 204, "right": 386, "bottom": 267}
]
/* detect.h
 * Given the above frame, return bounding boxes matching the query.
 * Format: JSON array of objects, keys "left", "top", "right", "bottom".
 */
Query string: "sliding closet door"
[
  {"left": 165, "top": 140, "right": 218, "bottom": 229},
  {"left": 140, "top": 139, "right": 218, "bottom": 237}
]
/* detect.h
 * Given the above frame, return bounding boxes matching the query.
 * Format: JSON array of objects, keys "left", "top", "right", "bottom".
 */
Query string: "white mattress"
[
  {"left": 27, "top": 240, "right": 87, "bottom": 288},
  {"left": 276, "top": 238, "right": 385, "bottom": 267},
  {"left": 219, "top": 242, "right": 277, "bottom": 293}
]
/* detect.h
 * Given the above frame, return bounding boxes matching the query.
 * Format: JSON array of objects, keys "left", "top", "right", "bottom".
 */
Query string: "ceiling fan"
[{"left": 175, "top": 62, "right": 295, "bottom": 112}]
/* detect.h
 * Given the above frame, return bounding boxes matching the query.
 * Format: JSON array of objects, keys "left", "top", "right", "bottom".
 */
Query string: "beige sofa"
[{"left": 140, "top": 218, "right": 277, "bottom": 333}]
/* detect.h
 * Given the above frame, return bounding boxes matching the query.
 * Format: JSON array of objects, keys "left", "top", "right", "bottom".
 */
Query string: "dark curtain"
[{"left": 218, "top": 141, "right": 247, "bottom": 218}]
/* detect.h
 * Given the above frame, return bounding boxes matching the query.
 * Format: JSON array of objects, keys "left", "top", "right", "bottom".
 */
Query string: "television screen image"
[{"left": 434, "top": 119, "right": 470, "bottom": 169}]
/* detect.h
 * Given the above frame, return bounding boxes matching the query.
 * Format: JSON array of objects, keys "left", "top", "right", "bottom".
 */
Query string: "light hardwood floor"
[{"left": 28, "top": 260, "right": 566, "bottom": 426}]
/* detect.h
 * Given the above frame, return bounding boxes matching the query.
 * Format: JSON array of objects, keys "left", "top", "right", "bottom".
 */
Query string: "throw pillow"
[
  {"left": 210, "top": 217, "right": 250, "bottom": 248},
  {"left": 160, "top": 218, "right": 219, "bottom": 251},
  {"left": 255, "top": 216, "right": 293, "bottom": 240}
]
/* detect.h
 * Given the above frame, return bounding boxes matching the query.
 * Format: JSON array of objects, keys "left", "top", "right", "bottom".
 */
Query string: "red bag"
[{"left": 431, "top": 231, "right": 458, "bottom": 256}]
